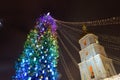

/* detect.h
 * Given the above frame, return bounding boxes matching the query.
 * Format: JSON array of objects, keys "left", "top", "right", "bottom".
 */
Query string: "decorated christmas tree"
[{"left": 13, "top": 13, "right": 59, "bottom": 80}]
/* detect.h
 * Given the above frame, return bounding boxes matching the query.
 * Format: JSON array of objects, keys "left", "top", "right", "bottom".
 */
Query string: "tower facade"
[{"left": 78, "top": 34, "right": 116, "bottom": 80}]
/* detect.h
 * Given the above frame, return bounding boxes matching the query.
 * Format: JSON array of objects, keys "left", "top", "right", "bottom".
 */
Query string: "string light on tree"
[{"left": 13, "top": 13, "right": 59, "bottom": 80}]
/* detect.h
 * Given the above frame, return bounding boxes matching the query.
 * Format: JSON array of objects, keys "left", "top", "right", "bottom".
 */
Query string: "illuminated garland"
[
  {"left": 13, "top": 13, "right": 59, "bottom": 80},
  {"left": 56, "top": 16, "right": 120, "bottom": 26}
]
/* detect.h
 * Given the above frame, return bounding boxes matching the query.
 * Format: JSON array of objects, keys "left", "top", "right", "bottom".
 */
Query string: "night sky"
[{"left": 0, "top": 0, "right": 120, "bottom": 80}]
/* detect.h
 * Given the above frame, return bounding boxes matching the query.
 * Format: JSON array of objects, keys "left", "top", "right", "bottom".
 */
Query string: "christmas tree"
[{"left": 13, "top": 13, "right": 59, "bottom": 80}]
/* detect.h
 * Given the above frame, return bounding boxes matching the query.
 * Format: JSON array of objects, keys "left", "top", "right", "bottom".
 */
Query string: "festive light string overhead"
[
  {"left": 57, "top": 34, "right": 79, "bottom": 69},
  {"left": 57, "top": 22, "right": 82, "bottom": 34},
  {"left": 59, "top": 48, "right": 74, "bottom": 80},
  {"left": 55, "top": 16, "right": 120, "bottom": 26},
  {"left": 13, "top": 13, "right": 59, "bottom": 80},
  {"left": 98, "top": 35, "right": 120, "bottom": 65},
  {"left": 58, "top": 29, "right": 79, "bottom": 52},
  {"left": 98, "top": 34, "right": 120, "bottom": 45},
  {"left": 57, "top": 21, "right": 81, "bottom": 32}
]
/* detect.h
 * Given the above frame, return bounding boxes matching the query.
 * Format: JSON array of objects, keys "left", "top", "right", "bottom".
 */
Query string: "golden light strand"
[{"left": 55, "top": 17, "right": 120, "bottom": 26}]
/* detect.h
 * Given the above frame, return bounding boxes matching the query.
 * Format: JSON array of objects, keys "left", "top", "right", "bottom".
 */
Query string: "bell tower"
[{"left": 78, "top": 33, "right": 116, "bottom": 80}]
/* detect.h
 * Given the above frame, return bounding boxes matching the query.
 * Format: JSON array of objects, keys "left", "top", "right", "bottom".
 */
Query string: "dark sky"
[{"left": 0, "top": 0, "right": 120, "bottom": 80}]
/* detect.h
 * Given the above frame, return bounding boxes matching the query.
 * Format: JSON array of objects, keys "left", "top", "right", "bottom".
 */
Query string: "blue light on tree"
[{"left": 13, "top": 14, "right": 59, "bottom": 80}]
